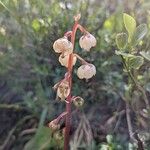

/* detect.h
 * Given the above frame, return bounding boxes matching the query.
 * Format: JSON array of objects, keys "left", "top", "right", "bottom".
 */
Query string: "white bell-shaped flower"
[
  {"left": 77, "top": 64, "right": 96, "bottom": 79},
  {"left": 57, "top": 80, "right": 70, "bottom": 100},
  {"left": 79, "top": 33, "right": 96, "bottom": 51},
  {"left": 72, "top": 96, "right": 84, "bottom": 107},
  {"left": 59, "top": 54, "right": 77, "bottom": 67},
  {"left": 53, "top": 37, "right": 73, "bottom": 54}
]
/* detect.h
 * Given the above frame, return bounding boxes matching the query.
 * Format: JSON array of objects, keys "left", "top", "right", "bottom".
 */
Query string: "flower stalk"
[
  {"left": 50, "top": 14, "right": 96, "bottom": 150},
  {"left": 64, "top": 18, "right": 80, "bottom": 150}
]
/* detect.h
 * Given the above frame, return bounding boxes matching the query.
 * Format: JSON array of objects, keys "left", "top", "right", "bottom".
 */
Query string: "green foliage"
[
  {"left": 116, "top": 50, "right": 145, "bottom": 70},
  {"left": 128, "top": 56, "right": 144, "bottom": 70},
  {"left": 115, "top": 12, "right": 150, "bottom": 149},
  {"left": 98, "top": 134, "right": 137, "bottom": 150},
  {"left": 123, "top": 13, "right": 136, "bottom": 42},
  {"left": 115, "top": 51, "right": 133, "bottom": 57},
  {"left": 116, "top": 33, "right": 128, "bottom": 50},
  {"left": 24, "top": 126, "right": 63, "bottom": 150},
  {"left": 24, "top": 126, "right": 52, "bottom": 150},
  {"left": 123, "top": 13, "right": 148, "bottom": 48},
  {"left": 140, "top": 51, "right": 150, "bottom": 61},
  {"left": 132, "top": 24, "right": 148, "bottom": 46},
  {"left": 116, "top": 13, "right": 148, "bottom": 70}
]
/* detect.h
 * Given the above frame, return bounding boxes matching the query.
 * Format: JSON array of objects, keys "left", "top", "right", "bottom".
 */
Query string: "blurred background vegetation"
[{"left": 0, "top": 0, "right": 150, "bottom": 149}]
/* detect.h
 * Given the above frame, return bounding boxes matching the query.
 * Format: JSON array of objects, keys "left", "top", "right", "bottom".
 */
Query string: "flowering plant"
[{"left": 49, "top": 14, "right": 96, "bottom": 150}]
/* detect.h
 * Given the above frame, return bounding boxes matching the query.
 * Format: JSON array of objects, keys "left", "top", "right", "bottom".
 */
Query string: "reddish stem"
[
  {"left": 64, "top": 21, "right": 87, "bottom": 150},
  {"left": 64, "top": 31, "right": 72, "bottom": 38},
  {"left": 55, "top": 112, "right": 68, "bottom": 124},
  {"left": 74, "top": 53, "right": 89, "bottom": 65},
  {"left": 64, "top": 22, "right": 79, "bottom": 150}
]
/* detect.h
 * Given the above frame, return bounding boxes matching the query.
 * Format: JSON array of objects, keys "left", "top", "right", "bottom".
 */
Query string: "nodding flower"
[
  {"left": 53, "top": 37, "right": 73, "bottom": 54},
  {"left": 59, "top": 54, "right": 77, "bottom": 67},
  {"left": 74, "top": 13, "right": 81, "bottom": 22},
  {"left": 56, "top": 80, "right": 70, "bottom": 101},
  {"left": 48, "top": 119, "right": 60, "bottom": 131},
  {"left": 72, "top": 96, "right": 84, "bottom": 107},
  {"left": 77, "top": 63, "right": 96, "bottom": 79},
  {"left": 79, "top": 33, "right": 96, "bottom": 51}
]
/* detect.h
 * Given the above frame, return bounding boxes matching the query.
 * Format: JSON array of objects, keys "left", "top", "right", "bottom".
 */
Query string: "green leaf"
[
  {"left": 140, "top": 51, "right": 150, "bottom": 61},
  {"left": 123, "top": 13, "right": 136, "bottom": 42},
  {"left": 131, "top": 24, "right": 148, "bottom": 46},
  {"left": 24, "top": 126, "right": 52, "bottom": 150},
  {"left": 128, "top": 56, "right": 144, "bottom": 69},
  {"left": 115, "top": 50, "right": 133, "bottom": 57},
  {"left": 116, "top": 33, "right": 128, "bottom": 50}
]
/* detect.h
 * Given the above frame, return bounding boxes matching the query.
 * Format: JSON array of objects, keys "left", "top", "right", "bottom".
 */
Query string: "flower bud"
[
  {"left": 53, "top": 37, "right": 73, "bottom": 54},
  {"left": 57, "top": 80, "right": 70, "bottom": 100},
  {"left": 79, "top": 33, "right": 96, "bottom": 51},
  {"left": 73, "top": 96, "right": 84, "bottom": 107},
  {"left": 48, "top": 119, "right": 60, "bottom": 131},
  {"left": 59, "top": 54, "right": 77, "bottom": 67},
  {"left": 77, "top": 64, "right": 96, "bottom": 79},
  {"left": 74, "top": 14, "right": 81, "bottom": 22}
]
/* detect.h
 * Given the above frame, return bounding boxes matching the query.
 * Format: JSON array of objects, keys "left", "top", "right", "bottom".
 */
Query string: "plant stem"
[
  {"left": 121, "top": 56, "right": 150, "bottom": 110},
  {"left": 126, "top": 101, "right": 137, "bottom": 143},
  {"left": 64, "top": 22, "right": 79, "bottom": 150},
  {"left": 74, "top": 53, "right": 88, "bottom": 64}
]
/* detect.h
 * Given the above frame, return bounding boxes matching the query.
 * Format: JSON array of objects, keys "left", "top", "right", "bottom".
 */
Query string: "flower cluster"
[
  {"left": 49, "top": 14, "right": 97, "bottom": 148},
  {"left": 53, "top": 35, "right": 97, "bottom": 73},
  {"left": 53, "top": 33, "right": 96, "bottom": 99}
]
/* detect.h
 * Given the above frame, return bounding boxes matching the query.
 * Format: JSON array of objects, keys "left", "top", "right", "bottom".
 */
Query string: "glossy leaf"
[
  {"left": 128, "top": 56, "right": 144, "bottom": 69},
  {"left": 132, "top": 24, "right": 148, "bottom": 46},
  {"left": 123, "top": 13, "right": 136, "bottom": 42}
]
